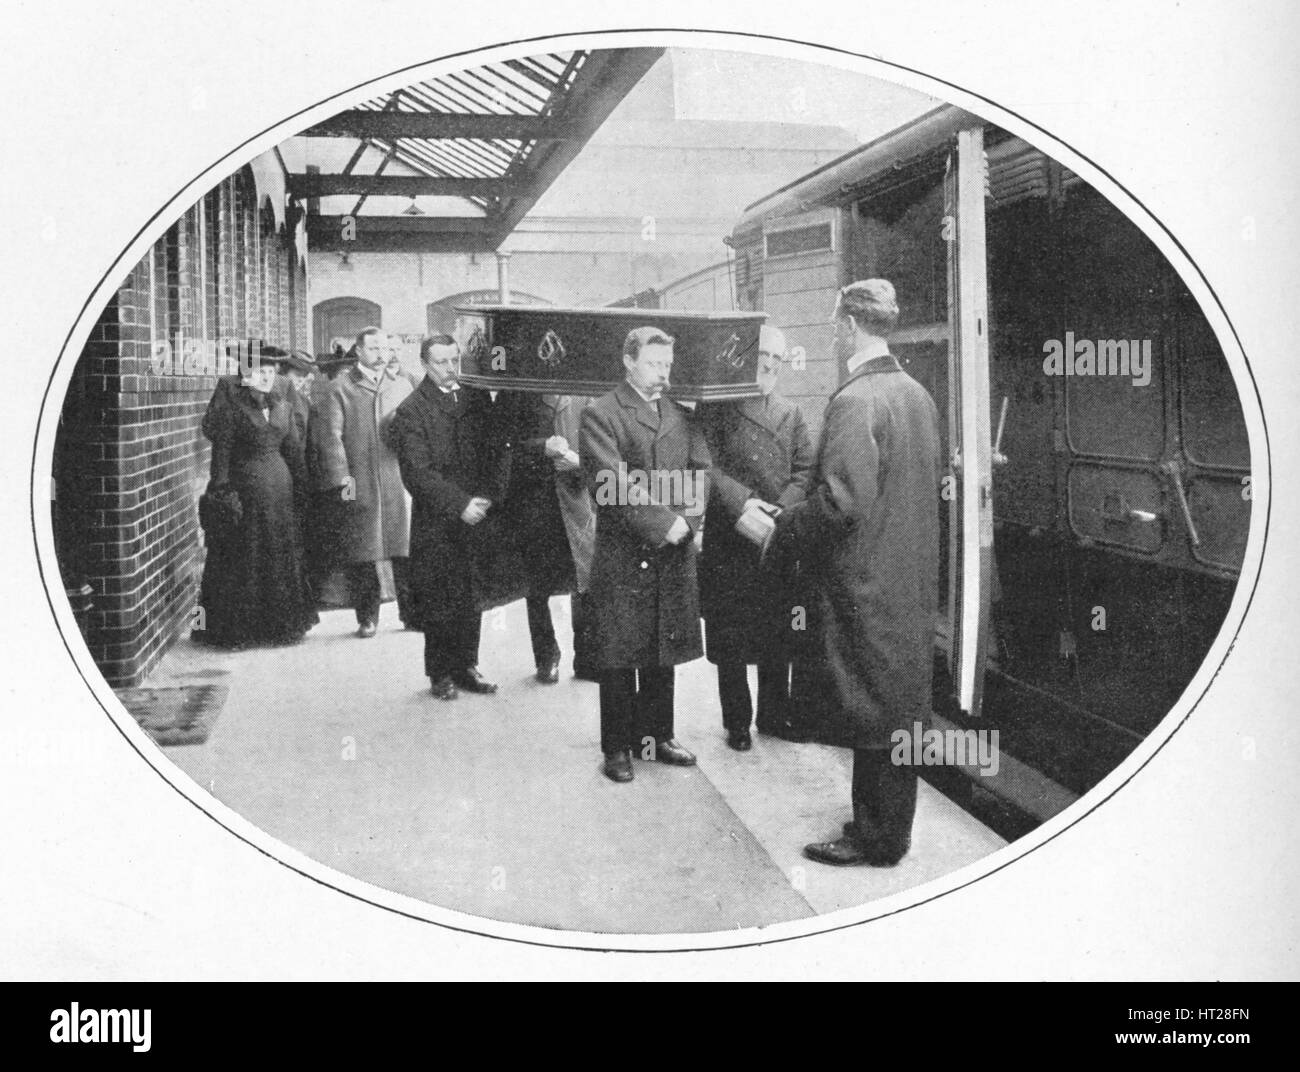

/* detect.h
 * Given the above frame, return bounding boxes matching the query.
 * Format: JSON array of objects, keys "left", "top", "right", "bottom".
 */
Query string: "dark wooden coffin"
[{"left": 452, "top": 304, "right": 767, "bottom": 401}]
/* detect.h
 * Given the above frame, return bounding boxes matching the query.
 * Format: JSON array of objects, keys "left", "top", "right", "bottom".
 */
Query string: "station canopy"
[{"left": 290, "top": 48, "right": 664, "bottom": 254}]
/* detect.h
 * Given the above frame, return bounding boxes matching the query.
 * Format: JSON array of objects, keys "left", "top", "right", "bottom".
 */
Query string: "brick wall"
[{"left": 53, "top": 164, "right": 306, "bottom": 687}]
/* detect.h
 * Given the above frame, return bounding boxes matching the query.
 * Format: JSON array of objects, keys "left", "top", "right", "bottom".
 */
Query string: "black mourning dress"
[{"left": 196, "top": 378, "right": 319, "bottom": 647}]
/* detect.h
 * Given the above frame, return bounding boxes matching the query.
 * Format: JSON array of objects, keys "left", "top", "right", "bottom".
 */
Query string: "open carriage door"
[{"left": 943, "top": 126, "right": 994, "bottom": 717}]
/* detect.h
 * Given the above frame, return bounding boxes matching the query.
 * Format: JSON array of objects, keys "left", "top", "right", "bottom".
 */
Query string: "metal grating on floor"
[{"left": 116, "top": 684, "right": 229, "bottom": 747}]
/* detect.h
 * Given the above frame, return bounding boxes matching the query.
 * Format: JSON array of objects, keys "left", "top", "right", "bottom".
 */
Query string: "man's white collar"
[{"left": 846, "top": 339, "right": 891, "bottom": 375}]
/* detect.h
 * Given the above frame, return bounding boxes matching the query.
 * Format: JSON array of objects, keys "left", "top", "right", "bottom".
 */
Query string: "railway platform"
[{"left": 147, "top": 596, "right": 1005, "bottom": 935}]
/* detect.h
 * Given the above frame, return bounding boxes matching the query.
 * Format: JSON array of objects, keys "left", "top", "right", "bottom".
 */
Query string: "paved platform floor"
[{"left": 150, "top": 598, "right": 1005, "bottom": 935}]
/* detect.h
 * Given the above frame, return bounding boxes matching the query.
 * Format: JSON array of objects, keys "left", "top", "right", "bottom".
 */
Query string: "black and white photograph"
[{"left": 3, "top": 1, "right": 1297, "bottom": 983}]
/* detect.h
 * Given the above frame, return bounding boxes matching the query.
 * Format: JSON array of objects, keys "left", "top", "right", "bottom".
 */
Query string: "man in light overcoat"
[{"left": 315, "top": 325, "right": 414, "bottom": 636}]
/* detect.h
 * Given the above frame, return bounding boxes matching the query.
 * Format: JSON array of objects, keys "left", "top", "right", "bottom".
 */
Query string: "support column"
[{"left": 496, "top": 251, "right": 512, "bottom": 304}]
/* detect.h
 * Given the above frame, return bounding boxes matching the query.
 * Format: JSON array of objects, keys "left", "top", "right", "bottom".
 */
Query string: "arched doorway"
[{"left": 313, "top": 296, "right": 382, "bottom": 358}]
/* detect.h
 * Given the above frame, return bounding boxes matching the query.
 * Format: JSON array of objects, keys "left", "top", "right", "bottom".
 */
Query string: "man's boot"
[{"left": 805, "top": 803, "right": 907, "bottom": 867}]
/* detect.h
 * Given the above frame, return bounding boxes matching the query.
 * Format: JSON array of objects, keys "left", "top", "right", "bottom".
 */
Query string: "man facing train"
[{"left": 766, "top": 280, "right": 941, "bottom": 866}]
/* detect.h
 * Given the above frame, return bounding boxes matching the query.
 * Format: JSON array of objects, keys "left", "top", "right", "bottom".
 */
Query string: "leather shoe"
[
  {"left": 572, "top": 664, "right": 601, "bottom": 682},
  {"left": 535, "top": 657, "right": 560, "bottom": 684},
  {"left": 356, "top": 620, "right": 378, "bottom": 638},
  {"left": 803, "top": 836, "right": 875, "bottom": 866},
  {"left": 726, "top": 728, "right": 753, "bottom": 752},
  {"left": 603, "top": 750, "right": 634, "bottom": 782},
  {"left": 429, "top": 676, "right": 459, "bottom": 701},
  {"left": 652, "top": 738, "right": 696, "bottom": 766},
  {"left": 450, "top": 667, "right": 498, "bottom": 694},
  {"left": 807, "top": 829, "right": 905, "bottom": 867}
]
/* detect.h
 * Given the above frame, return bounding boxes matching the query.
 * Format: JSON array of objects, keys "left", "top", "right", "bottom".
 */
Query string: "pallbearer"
[
  {"left": 699, "top": 326, "right": 814, "bottom": 750},
  {"left": 581, "top": 327, "right": 712, "bottom": 783},
  {"left": 494, "top": 389, "right": 598, "bottom": 683},
  {"left": 386, "top": 336, "right": 509, "bottom": 700},
  {"left": 767, "top": 280, "right": 941, "bottom": 866}
]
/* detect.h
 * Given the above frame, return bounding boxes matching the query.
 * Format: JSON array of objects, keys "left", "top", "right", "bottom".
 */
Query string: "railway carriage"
[{"left": 724, "top": 105, "right": 1252, "bottom": 832}]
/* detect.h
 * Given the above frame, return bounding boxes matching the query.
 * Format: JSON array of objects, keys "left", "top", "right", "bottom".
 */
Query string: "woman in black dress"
[{"left": 195, "top": 349, "right": 318, "bottom": 648}]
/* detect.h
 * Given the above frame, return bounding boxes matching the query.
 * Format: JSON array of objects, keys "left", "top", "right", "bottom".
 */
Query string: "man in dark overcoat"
[
  {"left": 768, "top": 280, "right": 941, "bottom": 866},
  {"left": 699, "top": 325, "right": 814, "bottom": 751},
  {"left": 386, "top": 335, "right": 508, "bottom": 700},
  {"left": 494, "top": 391, "right": 584, "bottom": 683},
  {"left": 384, "top": 332, "right": 421, "bottom": 628},
  {"left": 315, "top": 326, "right": 414, "bottom": 636},
  {"left": 580, "top": 326, "right": 712, "bottom": 783}
]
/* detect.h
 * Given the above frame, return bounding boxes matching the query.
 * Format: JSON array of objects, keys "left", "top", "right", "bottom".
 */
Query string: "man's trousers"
[{"left": 598, "top": 666, "right": 675, "bottom": 756}]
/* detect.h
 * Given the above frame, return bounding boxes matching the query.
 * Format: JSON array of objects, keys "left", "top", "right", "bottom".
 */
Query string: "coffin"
[{"left": 452, "top": 305, "right": 767, "bottom": 401}]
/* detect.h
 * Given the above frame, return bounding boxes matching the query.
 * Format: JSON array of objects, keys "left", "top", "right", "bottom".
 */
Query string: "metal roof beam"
[
  {"left": 312, "top": 231, "right": 497, "bottom": 253},
  {"left": 307, "top": 213, "right": 495, "bottom": 252},
  {"left": 310, "top": 214, "right": 492, "bottom": 233},
  {"left": 303, "top": 112, "right": 579, "bottom": 140},
  {"left": 290, "top": 174, "right": 519, "bottom": 199}
]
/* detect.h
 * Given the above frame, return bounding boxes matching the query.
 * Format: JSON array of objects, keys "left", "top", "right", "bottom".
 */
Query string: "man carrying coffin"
[
  {"left": 494, "top": 390, "right": 598, "bottom": 683},
  {"left": 580, "top": 327, "right": 712, "bottom": 783},
  {"left": 699, "top": 325, "right": 815, "bottom": 751},
  {"left": 386, "top": 335, "right": 508, "bottom": 700}
]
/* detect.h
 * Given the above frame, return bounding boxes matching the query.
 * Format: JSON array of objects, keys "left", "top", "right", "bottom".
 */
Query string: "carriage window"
[
  {"left": 1060, "top": 190, "right": 1167, "bottom": 462},
  {"left": 764, "top": 222, "right": 834, "bottom": 259}
]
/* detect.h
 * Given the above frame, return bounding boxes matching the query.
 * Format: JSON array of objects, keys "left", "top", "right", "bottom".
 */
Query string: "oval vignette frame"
[{"left": 29, "top": 28, "right": 1271, "bottom": 954}]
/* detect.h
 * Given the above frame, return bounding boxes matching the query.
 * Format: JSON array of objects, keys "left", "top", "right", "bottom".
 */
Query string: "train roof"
[{"left": 731, "top": 104, "right": 987, "bottom": 236}]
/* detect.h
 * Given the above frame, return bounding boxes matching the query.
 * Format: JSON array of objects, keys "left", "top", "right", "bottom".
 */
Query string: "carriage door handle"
[
  {"left": 950, "top": 393, "right": 1009, "bottom": 474},
  {"left": 1100, "top": 491, "right": 1158, "bottom": 526},
  {"left": 1160, "top": 459, "right": 1202, "bottom": 547},
  {"left": 992, "top": 395, "right": 1009, "bottom": 468}
]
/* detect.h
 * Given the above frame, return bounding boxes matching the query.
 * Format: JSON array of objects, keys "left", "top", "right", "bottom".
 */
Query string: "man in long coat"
[
  {"left": 384, "top": 332, "right": 421, "bottom": 628},
  {"left": 581, "top": 326, "right": 711, "bottom": 783},
  {"left": 495, "top": 390, "right": 598, "bottom": 682},
  {"left": 768, "top": 280, "right": 941, "bottom": 866},
  {"left": 552, "top": 394, "right": 599, "bottom": 680},
  {"left": 699, "top": 326, "right": 814, "bottom": 750},
  {"left": 386, "top": 335, "right": 508, "bottom": 700},
  {"left": 315, "top": 326, "right": 414, "bottom": 636}
]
